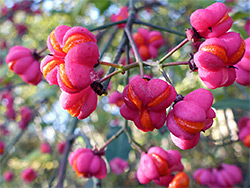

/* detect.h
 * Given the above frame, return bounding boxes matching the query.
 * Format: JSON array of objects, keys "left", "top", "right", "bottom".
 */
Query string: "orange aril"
[
  {"left": 214, "top": 13, "right": 230, "bottom": 26},
  {"left": 201, "top": 44, "right": 228, "bottom": 63},
  {"left": 62, "top": 34, "right": 94, "bottom": 53},
  {"left": 140, "top": 108, "right": 154, "bottom": 131},
  {"left": 50, "top": 30, "right": 65, "bottom": 54},
  {"left": 133, "top": 33, "right": 145, "bottom": 46},
  {"left": 73, "top": 160, "right": 87, "bottom": 178},
  {"left": 8, "top": 61, "right": 16, "bottom": 71},
  {"left": 139, "top": 45, "right": 150, "bottom": 60},
  {"left": 67, "top": 95, "right": 87, "bottom": 117},
  {"left": 243, "top": 134, "right": 250, "bottom": 148},
  {"left": 174, "top": 114, "right": 205, "bottom": 134},
  {"left": 42, "top": 59, "right": 63, "bottom": 78},
  {"left": 59, "top": 64, "right": 74, "bottom": 89},
  {"left": 227, "top": 39, "right": 245, "bottom": 65},
  {"left": 149, "top": 35, "right": 162, "bottom": 44},
  {"left": 148, "top": 153, "right": 169, "bottom": 176},
  {"left": 169, "top": 171, "right": 189, "bottom": 188},
  {"left": 127, "top": 84, "right": 142, "bottom": 110},
  {"left": 147, "top": 87, "right": 170, "bottom": 108}
]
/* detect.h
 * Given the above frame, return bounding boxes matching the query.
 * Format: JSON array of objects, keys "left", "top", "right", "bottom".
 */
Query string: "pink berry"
[
  {"left": 110, "top": 7, "right": 129, "bottom": 28},
  {"left": 40, "top": 142, "right": 51, "bottom": 154},
  {"left": 120, "top": 77, "right": 176, "bottom": 132},
  {"left": 41, "top": 25, "right": 99, "bottom": 93},
  {"left": 18, "top": 106, "right": 32, "bottom": 130},
  {"left": 136, "top": 147, "right": 183, "bottom": 185},
  {"left": 235, "top": 37, "right": 250, "bottom": 86},
  {"left": 166, "top": 88, "right": 215, "bottom": 149},
  {"left": 3, "top": 171, "right": 14, "bottom": 182},
  {"left": 190, "top": 2, "right": 233, "bottom": 38},
  {"left": 6, "top": 46, "right": 42, "bottom": 85},
  {"left": 133, "top": 28, "right": 164, "bottom": 61},
  {"left": 56, "top": 142, "right": 66, "bottom": 154},
  {"left": 109, "top": 157, "right": 128, "bottom": 175},
  {"left": 59, "top": 86, "right": 97, "bottom": 119},
  {"left": 68, "top": 148, "right": 107, "bottom": 179},
  {"left": 194, "top": 32, "right": 245, "bottom": 89},
  {"left": 108, "top": 91, "right": 124, "bottom": 107},
  {"left": 193, "top": 168, "right": 215, "bottom": 186},
  {"left": 0, "top": 140, "right": 5, "bottom": 155},
  {"left": 237, "top": 116, "right": 250, "bottom": 147},
  {"left": 21, "top": 168, "right": 37, "bottom": 184}
]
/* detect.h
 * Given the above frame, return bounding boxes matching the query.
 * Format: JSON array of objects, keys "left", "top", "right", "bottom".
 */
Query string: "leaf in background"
[
  {"left": 71, "top": 0, "right": 88, "bottom": 17},
  {"left": 213, "top": 99, "right": 250, "bottom": 111},
  {"left": 231, "top": 11, "right": 250, "bottom": 21},
  {"left": 231, "top": 24, "right": 248, "bottom": 40},
  {"left": 105, "top": 126, "right": 131, "bottom": 162},
  {"left": 92, "top": 0, "right": 111, "bottom": 14}
]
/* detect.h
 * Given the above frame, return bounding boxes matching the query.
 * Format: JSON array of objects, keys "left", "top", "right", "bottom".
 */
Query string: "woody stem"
[
  {"left": 37, "top": 46, "right": 48, "bottom": 55},
  {"left": 158, "top": 38, "right": 189, "bottom": 64},
  {"left": 124, "top": 25, "right": 144, "bottom": 77},
  {"left": 99, "top": 127, "right": 125, "bottom": 152},
  {"left": 99, "top": 61, "right": 122, "bottom": 69},
  {"left": 98, "top": 61, "right": 189, "bottom": 83}
]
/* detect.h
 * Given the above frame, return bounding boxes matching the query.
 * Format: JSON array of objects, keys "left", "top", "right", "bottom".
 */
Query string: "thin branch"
[
  {"left": 37, "top": 46, "right": 48, "bottom": 56},
  {"left": 158, "top": 38, "right": 189, "bottom": 64},
  {"left": 55, "top": 117, "right": 79, "bottom": 188},
  {"left": 102, "top": 0, "right": 137, "bottom": 91},
  {"left": 99, "top": 126, "right": 125, "bottom": 152},
  {"left": 99, "top": 61, "right": 122, "bottom": 69},
  {"left": 134, "top": 20, "right": 186, "bottom": 37},
  {"left": 98, "top": 69, "right": 123, "bottom": 84},
  {"left": 124, "top": 120, "right": 146, "bottom": 153},
  {"left": 162, "top": 61, "right": 189, "bottom": 67},
  {"left": 89, "top": 20, "right": 127, "bottom": 32},
  {"left": 99, "top": 27, "right": 118, "bottom": 60},
  {"left": 124, "top": 27, "right": 144, "bottom": 77},
  {"left": 159, "top": 67, "right": 172, "bottom": 85}
]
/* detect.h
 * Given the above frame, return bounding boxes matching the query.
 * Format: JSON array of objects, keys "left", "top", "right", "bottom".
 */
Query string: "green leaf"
[
  {"left": 71, "top": 0, "right": 88, "bottom": 17},
  {"left": 105, "top": 126, "right": 131, "bottom": 162},
  {"left": 213, "top": 99, "right": 250, "bottom": 111},
  {"left": 92, "top": 0, "right": 111, "bottom": 14},
  {"left": 231, "top": 11, "right": 250, "bottom": 21},
  {"left": 231, "top": 24, "right": 248, "bottom": 40}
]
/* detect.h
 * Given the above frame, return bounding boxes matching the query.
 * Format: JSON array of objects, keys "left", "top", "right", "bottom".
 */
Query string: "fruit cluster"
[
  {"left": 120, "top": 77, "right": 176, "bottom": 132},
  {"left": 109, "top": 157, "right": 129, "bottom": 175},
  {"left": 41, "top": 25, "right": 99, "bottom": 119},
  {"left": 3, "top": 171, "right": 14, "bottom": 182},
  {"left": 68, "top": 148, "right": 107, "bottom": 179},
  {"left": 190, "top": 2, "right": 246, "bottom": 89},
  {"left": 6, "top": 46, "right": 43, "bottom": 85},
  {"left": 110, "top": 6, "right": 129, "bottom": 28},
  {"left": 21, "top": 167, "right": 37, "bottom": 184},
  {"left": 136, "top": 147, "right": 186, "bottom": 187},
  {"left": 18, "top": 106, "right": 32, "bottom": 130},
  {"left": 166, "top": 88, "right": 215, "bottom": 149},
  {"left": 193, "top": 163, "right": 242, "bottom": 187},
  {"left": 40, "top": 142, "right": 51, "bottom": 154},
  {"left": 133, "top": 28, "right": 164, "bottom": 61}
]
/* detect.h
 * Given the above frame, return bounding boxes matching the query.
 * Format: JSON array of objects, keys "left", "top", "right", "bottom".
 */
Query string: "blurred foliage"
[{"left": 0, "top": 0, "right": 250, "bottom": 187}]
